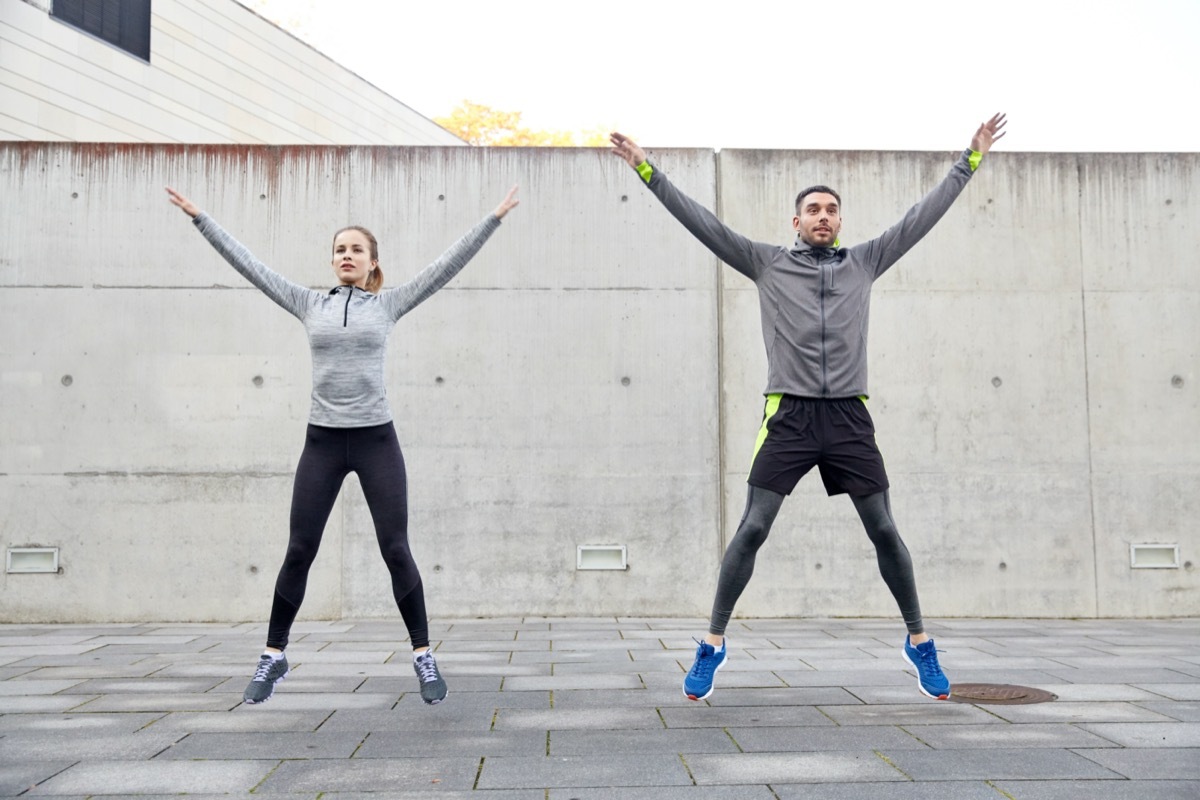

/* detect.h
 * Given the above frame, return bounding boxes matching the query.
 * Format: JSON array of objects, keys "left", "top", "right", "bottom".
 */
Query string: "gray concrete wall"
[{"left": 0, "top": 143, "right": 1195, "bottom": 623}]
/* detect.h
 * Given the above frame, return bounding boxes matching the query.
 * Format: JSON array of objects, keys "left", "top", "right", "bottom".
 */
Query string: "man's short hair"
[{"left": 795, "top": 185, "right": 841, "bottom": 214}]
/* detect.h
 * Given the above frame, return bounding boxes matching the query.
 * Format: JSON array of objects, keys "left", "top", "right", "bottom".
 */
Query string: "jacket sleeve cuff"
[
  {"left": 635, "top": 161, "right": 654, "bottom": 184},
  {"left": 968, "top": 149, "right": 983, "bottom": 172}
]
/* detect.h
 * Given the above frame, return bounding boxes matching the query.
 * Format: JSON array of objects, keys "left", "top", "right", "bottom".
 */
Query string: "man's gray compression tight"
[{"left": 708, "top": 487, "right": 924, "bottom": 637}]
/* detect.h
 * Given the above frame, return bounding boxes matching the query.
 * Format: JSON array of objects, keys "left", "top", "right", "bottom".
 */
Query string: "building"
[{"left": 0, "top": 0, "right": 463, "bottom": 145}]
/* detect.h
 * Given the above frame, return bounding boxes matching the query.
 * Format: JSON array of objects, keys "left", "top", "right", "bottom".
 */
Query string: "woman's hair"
[{"left": 332, "top": 225, "right": 383, "bottom": 293}]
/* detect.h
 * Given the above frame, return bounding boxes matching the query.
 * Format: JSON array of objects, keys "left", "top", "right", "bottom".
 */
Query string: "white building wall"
[{"left": 0, "top": 0, "right": 463, "bottom": 145}]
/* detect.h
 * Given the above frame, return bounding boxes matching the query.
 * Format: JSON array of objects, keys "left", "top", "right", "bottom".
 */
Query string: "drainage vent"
[{"left": 949, "top": 684, "right": 1057, "bottom": 705}]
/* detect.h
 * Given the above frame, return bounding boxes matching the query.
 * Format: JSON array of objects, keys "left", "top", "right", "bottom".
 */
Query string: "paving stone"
[
  {"left": 548, "top": 787, "right": 777, "bottom": 799},
  {"left": 729, "top": 725, "right": 928, "bottom": 752},
  {"left": 26, "top": 760, "right": 277, "bottom": 795},
  {"left": 1137, "top": 701, "right": 1200, "bottom": 721},
  {"left": 58, "top": 677, "right": 225, "bottom": 694},
  {"left": 355, "top": 730, "right": 546, "bottom": 758},
  {"left": 1029, "top": 683, "right": 1165, "bottom": 702},
  {"left": 773, "top": 782, "right": 1006, "bottom": 799},
  {"left": 687, "top": 751, "right": 903, "bottom": 784},
  {"left": 0, "top": 695, "right": 98, "bottom": 713},
  {"left": 774, "top": 670, "right": 910, "bottom": 687},
  {"left": 0, "top": 730, "right": 183, "bottom": 760},
  {"left": 550, "top": 728, "right": 739, "bottom": 755},
  {"left": 317, "top": 708, "right": 498, "bottom": 732},
  {"left": 0, "top": 762, "right": 76, "bottom": 796},
  {"left": 1136, "top": 683, "right": 1200, "bottom": 701},
  {"left": 550, "top": 689, "right": 665, "bottom": 709},
  {"left": 989, "top": 779, "right": 1200, "bottom": 799},
  {"left": 705, "top": 687, "right": 861, "bottom": 706},
  {"left": 392, "top": 690, "right": 549, "bottom": 710},
  {"left": 883, "top": 747, "right": 1122, "bottom": 780},
  {"left": 818, "top": 703, "right": 1002, "bottom": 726},
  {"left": 64, "top": 692, "right": 242, "bottom": 712},
  {"left": 987, "top": 701, "right": 1179, "bottom": 724},
  {"left": 0, "top": 679, "right": 84, "bottom": 694},
  {"left": 258, "top": 756, "right": 475, "bottom": 792},
  {"left": 9, "top": 664, "right": 171, "bottom": 679},
  {"left": 904, "top": 722, "right": 1117, "bottom": 749},
  {"left": 1073, "top": 747, "right": 1200, "bottom": 779},
  {"left": 142, "top": 709, "right": 332, "bottom": 733},
  {"left": 358, "top": 676, "right": 503, "bottom": 694},
  {"left": 1043, "top": 668, "right": 1200, "bottom": 683},
  {"left": 477, "top": 754, "right": 692, "bottom": 789},
  {"left": 1077, "top": 722, "right": 1200, "bottom": 747},
  {"left": 0, "top": 645, "right": 104, "bottom": 658},
  {"left": 501, "top": 674, "right": 644, "bottom": 691},
  {"left": 329, "top": 792, "right": 543, "bottom": 800},
  {"left": 643, "top": 670, "right": 786, "bottom": 691},
  {"left": 660, "top": 705, "right": 832, "bottom": 729},
  {"left": 214, "top": 691, "right": 398, "bottom": 711},
  {"left": 493, "top": 707, "right": 666, "bottom": 731},
  {"left": 0, "top": 712, "right": 164, "bottom": 734},
  {"left": 158, "top": 730, "right": 365, "bottom": 759}
]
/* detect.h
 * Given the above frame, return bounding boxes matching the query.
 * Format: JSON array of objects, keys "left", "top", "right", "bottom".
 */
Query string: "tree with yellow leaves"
[{"left": 435, "top": 101, "right": 610, "bottom": 147}]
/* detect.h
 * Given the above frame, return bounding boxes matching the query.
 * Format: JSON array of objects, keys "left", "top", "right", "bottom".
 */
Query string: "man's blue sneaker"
[
  {"left": 683, "top": 638, "right": 727, "bottom": 701},
  {"left": 903, "top": 635, "right": 950, "bottom": 700}
]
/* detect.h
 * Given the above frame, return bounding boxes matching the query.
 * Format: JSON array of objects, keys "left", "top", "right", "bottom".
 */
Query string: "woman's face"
[{"left": 331, "top": 229, "right": 376, "bottom": 288}]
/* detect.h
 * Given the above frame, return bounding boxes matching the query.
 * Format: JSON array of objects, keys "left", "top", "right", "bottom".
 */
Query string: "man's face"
[{"left": 792, "top": 192, "right": 842, "bottom": 248}]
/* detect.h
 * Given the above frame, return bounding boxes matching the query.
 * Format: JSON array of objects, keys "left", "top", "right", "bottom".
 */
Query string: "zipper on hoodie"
[
  {"left": 818, "top": 258, "right": 828, "bottom": 396},
  {"left": 342, "top": 287, "right": 352, "bottom": 327}
]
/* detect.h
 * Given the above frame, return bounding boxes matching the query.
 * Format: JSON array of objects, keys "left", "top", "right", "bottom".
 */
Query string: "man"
[{"left": 611, "top": 114, "right": 1006, "bottom": 701}]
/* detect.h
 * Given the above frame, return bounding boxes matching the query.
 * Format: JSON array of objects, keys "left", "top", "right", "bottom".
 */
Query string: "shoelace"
[
  {"left": 252, "top": 656, "right": 275, "bottom": 682},
  {"left": 688, "top": 638, "right": 718, "bottom": 679},
  {"left": 415, "top": 655, "right": 440, "bottom": 683},
  {"left": 916, "top": 646, "right": 946, "bottom": 678}
]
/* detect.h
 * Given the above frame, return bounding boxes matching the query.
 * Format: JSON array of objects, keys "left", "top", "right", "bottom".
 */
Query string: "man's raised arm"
[
  {"left": 858, "top": 113, "right": 1008, "bottom": 280},
  {"left": 611, "top": 132, "right": 774, "bottom": 281}
]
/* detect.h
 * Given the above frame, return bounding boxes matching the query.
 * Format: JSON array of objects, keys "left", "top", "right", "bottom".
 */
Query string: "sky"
[{"left": 238, "top": 0, "right": 1200, "bottom": 152}]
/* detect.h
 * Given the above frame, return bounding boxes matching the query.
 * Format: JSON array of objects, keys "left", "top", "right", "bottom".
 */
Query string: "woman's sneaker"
[
  {"left": 413, "top": 651, "right": 447, "bottom": 705},
  {"left": 903, "top": 635, "right": 950, "bottom": 700},
  {"left": 682, "top": 638, "right": 727, "bottom": 701},
  {"left": 243, "top": 653, "right": 289, "bottom": 704}
]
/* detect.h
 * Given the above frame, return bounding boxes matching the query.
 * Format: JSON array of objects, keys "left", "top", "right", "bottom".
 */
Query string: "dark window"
[{"left": 52, "top": 0, "right": 152, "bottom": 62}]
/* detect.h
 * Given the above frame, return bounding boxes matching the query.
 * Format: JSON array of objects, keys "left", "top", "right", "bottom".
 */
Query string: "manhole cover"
[{"left": 949, "top": 683, "right": 1057, "bottom": 705}]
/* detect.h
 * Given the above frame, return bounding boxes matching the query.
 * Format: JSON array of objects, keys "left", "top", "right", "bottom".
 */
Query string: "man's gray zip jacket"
[
  {"left": 192, "top": 212, "right": 501, "bottom": 428},
  {"left": 637, "top": 149, "right": 979, "bottom": 399}
]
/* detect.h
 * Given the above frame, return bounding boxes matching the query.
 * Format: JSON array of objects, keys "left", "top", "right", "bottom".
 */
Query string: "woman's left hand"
[{"left": 494, "top": 185, "right": 520, "bottom": 219}]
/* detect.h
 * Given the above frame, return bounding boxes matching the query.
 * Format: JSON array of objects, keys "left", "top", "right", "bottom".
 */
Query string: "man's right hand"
[{"left": 610, "top": 132, "right": 647, "bottom": 169}]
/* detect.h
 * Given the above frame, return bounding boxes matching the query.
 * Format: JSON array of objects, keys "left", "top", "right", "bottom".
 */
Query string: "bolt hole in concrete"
[
  {"left": 252, "top": 375, "right": 263, "bottom": 387},
  {"left": 435, "top": 376, "right": 444, "bottom": 384},
  {"left": 949, "top": 684, "right": 1057, "bottom": 705},
  {"left": 61, "top": 375, "right": 73, "bottom": 386},
  {"left": 621, "top": 376, "right": 631, "bottom": 386},
  {"left": 621, "top": 195, "right": 628, "bottom": 202},
  {"left": 249, "top": 565, "right": 258, "bottom": 574},
  {"left": 1172, "top": 375, "right": 1184, "bottom": 388},
  {"left": 259, "top": 194, "right": 266, "bottom": 200},
  {"left": 991, "top": 376, "right": 1002, "bottom": 387},
  {"left": 433, "top": 564, "right": 443, "bottom": 573},
  {"left": 438, "top": 194, "right": 445, "bottom": 201},
  {"left": 71, "top": 192, "right": 78, "bottom": 199},
  {"left": 999, "top": 561, "right": 1007, "bottom": 570}
]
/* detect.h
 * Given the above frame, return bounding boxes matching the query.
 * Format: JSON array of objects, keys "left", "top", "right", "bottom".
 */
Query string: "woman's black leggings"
[
  {"left": 266, "top": 422, "right": 428, "bottom": 650},
  {"left": 708, "top": 487, "right": 924, "bottom": 637}
]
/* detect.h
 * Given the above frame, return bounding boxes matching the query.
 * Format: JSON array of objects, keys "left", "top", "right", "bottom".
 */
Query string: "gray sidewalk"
[{"left": 1, "top": 617, "right": 1197, "bottom": 798}]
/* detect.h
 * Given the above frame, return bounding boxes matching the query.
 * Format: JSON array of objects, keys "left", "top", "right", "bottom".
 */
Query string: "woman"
[{"left": 166, "top": 184, "right": 519, "bottom": 705}]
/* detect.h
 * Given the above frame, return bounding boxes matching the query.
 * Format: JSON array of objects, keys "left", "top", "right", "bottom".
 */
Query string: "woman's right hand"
[{"left": 165, "top": 186, "right": 200, "bottom": 218}]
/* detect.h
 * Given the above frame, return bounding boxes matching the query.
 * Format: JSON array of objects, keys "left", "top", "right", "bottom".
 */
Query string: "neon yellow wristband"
[
  {"left": 635, "top": 161, "right": 654, "bottom": 184},
  {"left": 968, "top": 150, "right": 983, "bottom": 172}
]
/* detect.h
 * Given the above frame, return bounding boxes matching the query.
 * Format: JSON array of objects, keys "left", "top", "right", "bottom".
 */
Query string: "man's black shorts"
[{"left": 747, "top": 394, "right": 890, "bottom": 497}]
